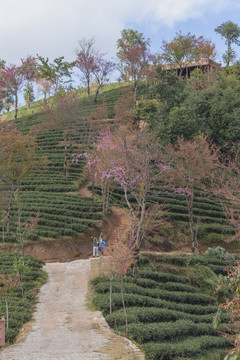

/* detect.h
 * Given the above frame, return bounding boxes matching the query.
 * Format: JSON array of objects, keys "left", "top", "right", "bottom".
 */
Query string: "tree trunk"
[
  {"left": 63, "top": 140, "right": 68, "bottom": 177},
  {"left": 120, "top": 275, "right": 128, "bottom": 337},
  {"left": 20, "top": 277, "right": 24, "bottom": 298},
  {"left": 134, "top": 83, "right": 137, "bottom": 105},
  {"left": 87, "top": 76, "right": 90, "bottom": 97},
  {"left": 94, "top": 87, "right": 100, "bottom": 103},
  {"left": 5, "top": 298, "right": 8, "bottom": 329},
  {"left": 6, "top": 186, "right": 14, "bottom": 233},
  {"left": 132, "top": 246, "right": 140, "bottom": 284},
  {"left": 227, "top": 39, "right": 231, "bottom": 67},
  {"left": 14, "top": 92, "right": 18, "bottom": 122},
  {"left": 110, "top": 275, "right": 113, "bottom": 314},
  {"left": 21, "top": 244, "right": 25, "bottom": 266},
  {"left": 91, "top": 176, "right": 95, "bottom": 195},
  {"left": 101, "top": 179, "right": 110, "bottom": 213},
  {"left": 187, "top": 192, "right": 195, "bottom": 253},
  {"left": 106, "top": 182, "right": 110, "bottom": 212},
  {"left": 101, "top": 182, "right": 105, "bottom": 212}
]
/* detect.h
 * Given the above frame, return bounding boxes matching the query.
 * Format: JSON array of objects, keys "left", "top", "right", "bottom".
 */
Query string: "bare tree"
[
  {"left": 75, "top": 37, "right": 100, "bottom": 97},
  {"left": 92, "top": 58, "right": 115, "bottom": 103}
]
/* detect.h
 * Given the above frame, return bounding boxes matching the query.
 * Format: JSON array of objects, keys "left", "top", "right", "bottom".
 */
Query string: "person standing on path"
[
  {"left": 92, "top": 236, "right": 99, "bottom": 257},
  {"left": 99, "top": 234, "right": 105, "bottom": 256}
]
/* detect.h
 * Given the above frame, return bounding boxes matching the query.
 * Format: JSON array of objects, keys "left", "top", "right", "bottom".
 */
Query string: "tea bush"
[
  {"left": 92, "top": 254, "right": 232, "bottom": 359},
  {"left": 0, "top": 253, "right": 45, "bottom": 344}
]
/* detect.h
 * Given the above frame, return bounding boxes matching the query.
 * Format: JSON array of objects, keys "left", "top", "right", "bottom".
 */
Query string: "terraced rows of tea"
[
  {"left": 0, "top": 252, "right": 45, "bottom": 344},
  {"left": 0, "top": 82, "right": 144, "bottom": 242},
  {"left": 0, "top": 109, "right": 103, "bottom": 242},
  {"left": 92, "top": 255, "right": 233, "bottom": 360},
  {"left": 100, "top": 184, "right": 235, "bottom": 246},
  {"left": 1, "top": 82, "right": 152, "bottom": 243},
  {"left": 0, "top": 81, "right": 234, "bottom": 246}
]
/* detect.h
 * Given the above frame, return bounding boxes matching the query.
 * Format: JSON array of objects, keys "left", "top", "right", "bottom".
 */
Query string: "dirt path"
[
  {"left": 78, "top": 179, "right": 92, "bottom": 198},
  {"left": 1, "top": 259, "right": 145, "bottom": 360}
]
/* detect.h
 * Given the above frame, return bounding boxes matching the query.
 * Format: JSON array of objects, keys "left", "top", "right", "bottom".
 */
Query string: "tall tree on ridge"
[
  {"left": 215, "top": 21, "right": 240, "bottom": 66},
  {"left": 116, "top": 28, "right": 151, "bottom": 102}
]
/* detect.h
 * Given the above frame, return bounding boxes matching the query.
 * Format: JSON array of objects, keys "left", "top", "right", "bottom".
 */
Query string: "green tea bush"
[
  {"left": 105, "top": 307, "right": 221, "bottom": 327},
  {"left": 0, "top": 253, "right": 45, "bottom": 344},
  {"left": 119, "top": 320, "right": 222, "bottom": 343},
  {"left": 137, "top": 269, "right": 189, "bottom": 284},
  {"left": 188, "top": 265, "right": 219, "bottom": 295},
  {"left": 143, "top": 336, "right": 230, "bottom": 360},
  {"left": 93, "top": 280, "right": 215, "bottom": 305},
  {"left": 93, "top": 292, "right": 217, "bottom": 315}
]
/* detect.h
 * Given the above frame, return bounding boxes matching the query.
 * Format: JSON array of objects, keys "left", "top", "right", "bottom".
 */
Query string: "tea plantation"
[
  {"left": 1, "top": 81, "right": 234, "bottom": 249},
  {"left": 0, "top": 252, "right": 45, "bottom": 344},
  {"left": 0, "top": 111, "right": 101, "bottom": 242},
  {"left": 91, "top": 254, "right": 235, "bottom": 360},
  {"left": 95, "top": 183, "right": 235, "bottom": 248},
  {"left": 0, "top": 82, "right": 140, "bottom": 243}
]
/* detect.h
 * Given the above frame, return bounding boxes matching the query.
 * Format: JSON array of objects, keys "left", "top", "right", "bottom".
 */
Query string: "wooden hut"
[{"left": 162, "top": 58, "right": 221, "bottom": 78}]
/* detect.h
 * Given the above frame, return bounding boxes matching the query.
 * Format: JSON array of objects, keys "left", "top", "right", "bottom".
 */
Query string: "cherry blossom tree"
[
  {"left": 0, "top": 57, "right": 37, "bottom": 121},
  {"left": 75, "top": 37, "right": 100, "bottom": 97},
  {"left": 167, "top": 135, "right": 220, "bottom": 252},
  {"left": 74, "top": 125, "right": 169, "bottom": 282},
  {"left": 76, "top": 37, "right": 115, "bottom": 101}
]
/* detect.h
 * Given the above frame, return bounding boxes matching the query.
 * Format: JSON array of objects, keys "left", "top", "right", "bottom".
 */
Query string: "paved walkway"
[{"left": 1, "top": 259, "right": 144, "bottom": 360}]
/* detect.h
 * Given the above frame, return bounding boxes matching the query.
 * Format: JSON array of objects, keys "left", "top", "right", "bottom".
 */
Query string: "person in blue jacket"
[{"left": 98, "top": 233, "right": 105, "bottom": 256}]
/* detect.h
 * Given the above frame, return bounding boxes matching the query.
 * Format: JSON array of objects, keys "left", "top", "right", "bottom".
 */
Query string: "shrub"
[
  {"left": 0, "top": 253, "right": 45, "bottom": 344},
  {"left": 143, "top": 336, "right": 230, "bottom": 360},
  {"left": 105, "top": 307, "right": 221, "bottom": 328},
  {"left": 93, "top": 280, "right": 215, "bottom": 305},
  {"left": 118, "top": 320, "right": 222, "bottom": 343},
  {"left": 93, "top": 292, "right": 218, "bottom": 315},
  {"left": 187, "top": 265, "right": 219, "bottom": 295}
]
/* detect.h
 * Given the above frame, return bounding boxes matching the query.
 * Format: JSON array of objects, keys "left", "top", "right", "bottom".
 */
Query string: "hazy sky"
[{"left": 2, "top": 0, "right": 240, "bottom": 71}]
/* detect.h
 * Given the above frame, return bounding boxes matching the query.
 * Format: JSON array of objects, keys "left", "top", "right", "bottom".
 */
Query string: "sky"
[{"left": 1, "top": 0, "right": 240, "bottom": 86}]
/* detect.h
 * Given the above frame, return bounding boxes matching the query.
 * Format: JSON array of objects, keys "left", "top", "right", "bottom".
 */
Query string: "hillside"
[
  {"left": 0, "top": 79, "right": 240, "bottom": 360},
  {"left": 0, "top": 80, "right": 239, "bottom": 255}
]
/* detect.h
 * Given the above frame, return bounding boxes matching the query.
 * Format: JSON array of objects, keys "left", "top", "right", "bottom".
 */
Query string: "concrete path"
[{"left": 1, "top": 259, "right": 144, "bottom": 360}]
